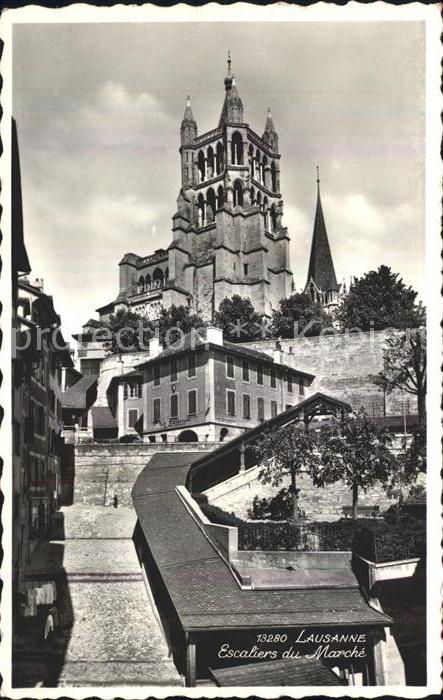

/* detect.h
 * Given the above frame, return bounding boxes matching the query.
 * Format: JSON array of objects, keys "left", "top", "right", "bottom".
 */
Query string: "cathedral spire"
[
  {"left": 219, "top": 52, "right": 244, "bottom": 126},
  {"left": 304, "top": 169, "right": 339, "bottom": 296},
  {"left": 262, "top": 106, "right": 278, "bottom": 152},
  {"left": 180, "top": 95, "right": 197, "bottom": 145}
]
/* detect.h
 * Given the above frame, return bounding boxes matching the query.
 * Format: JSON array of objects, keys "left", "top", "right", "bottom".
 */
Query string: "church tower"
[
  {"left": 169, "top": 54, "right": 294, "bottom": 320},
  {"left": 304, "top": 168, "right": 340, "bottom": 310},
  {"left": 108, "top": 56, "right": 294, "bottom": 324}
]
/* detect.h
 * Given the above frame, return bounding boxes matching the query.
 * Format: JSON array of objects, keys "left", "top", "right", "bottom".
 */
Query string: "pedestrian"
[{"left": 113, "top": 494, "right": 118, "bottom": 509}]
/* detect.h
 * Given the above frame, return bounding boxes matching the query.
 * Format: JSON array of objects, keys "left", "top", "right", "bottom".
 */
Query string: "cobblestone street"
[{"left": 15, "top": 505, "right": 182, "bottom": 687}]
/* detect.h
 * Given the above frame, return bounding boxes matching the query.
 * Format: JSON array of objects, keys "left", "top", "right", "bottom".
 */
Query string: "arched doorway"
[{"left": 178, "top": 429, "right": 199, "bottom": 443}]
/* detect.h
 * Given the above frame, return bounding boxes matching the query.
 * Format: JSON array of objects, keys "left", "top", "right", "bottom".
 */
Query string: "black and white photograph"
[{"left": 1, "top": 2, "right": 441, "bottom": 696}]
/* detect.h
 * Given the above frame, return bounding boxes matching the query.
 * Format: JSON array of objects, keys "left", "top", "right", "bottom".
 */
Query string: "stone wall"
[
  {"left": 240, "top": 330, "right": 417, "bottom": 417},
  {"left": 65, "top": 443, "right": 213, "bottom": 507},
  {"left": 203, "top": 464, "right": 398, "bottom": 521}
]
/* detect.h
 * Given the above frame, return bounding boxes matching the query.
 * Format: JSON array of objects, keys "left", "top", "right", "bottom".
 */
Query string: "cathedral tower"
[{"left": 170, "top": 54, "right": 294, "bottom": 319}]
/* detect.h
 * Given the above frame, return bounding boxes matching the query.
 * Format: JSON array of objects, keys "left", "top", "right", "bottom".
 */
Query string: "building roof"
[
  {"left": 187, "top": 391, "right": 353, "bottom": 483},
  {"left": 134, "top": 328, "right": 315, "bottom": 381},
  {"left": 304, "top": 177, "right": 339, "bottom": 293},
  {"left": 209, "top": 657, "right": 344, "bottom": 687},
  {"left": 132, "top": 451, "right": 391, "bottom": 634},
  {"left": 91, "top": 405, "right": 118, "bottom": 430},
  {"left": 62, "top": 374, "right": 97, "bottom": 409},
  {"left": 12, "top": 118, "right": 31, "bottom": 276}
]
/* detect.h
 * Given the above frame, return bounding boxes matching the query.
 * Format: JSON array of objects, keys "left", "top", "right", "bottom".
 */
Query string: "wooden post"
[
  {"left": 239, "top": 443, "right": 246, "bottom": 472},
  {"left": 185, "top": 632, "right": 196, "bottom": 687}
]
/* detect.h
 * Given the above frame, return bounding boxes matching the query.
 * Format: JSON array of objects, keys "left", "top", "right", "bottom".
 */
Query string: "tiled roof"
[
  {"left": 135, "top": 329, "right": 314, "bottom": 380},
  {"left": 132, "top": 451, "right": 391, "bottom": 634},
  {"left": 62, "top": 375, "right": 97, "bottom": 409},
  {"left": 209, "top": 656, "right": 344, "bottom": 686},
  {"left": 91, "top": 405, "right": 117, "bottom": 430},
  {"left": 188, "top": 392, "right": 353, "bottom": 480}
]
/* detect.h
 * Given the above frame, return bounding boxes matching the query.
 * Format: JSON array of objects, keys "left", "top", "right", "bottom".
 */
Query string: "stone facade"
[{"left": 96, "top": 63, "right": 293, "bottom": 324}]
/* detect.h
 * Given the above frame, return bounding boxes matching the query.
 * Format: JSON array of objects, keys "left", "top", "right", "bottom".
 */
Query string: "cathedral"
[{"left": 96, "top": 56, "right": 294, "bottom": 324}]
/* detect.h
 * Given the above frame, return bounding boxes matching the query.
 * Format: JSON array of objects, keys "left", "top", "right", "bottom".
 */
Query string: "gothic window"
[
  {"left": 207, "top": 146, "right": 214, "bottom": 179},
  {"left": 271, "top": 161, "right": 277, "bottom": 192},
  {"left": 262, "top": 156, "right": 268, "bottom": 188},
  {"left": 216, "top": 142, "right": 224, "bottom": 174},
  {"left": 138, "top": 276, "right": 145, "bottom": 293},
  {"left": 206, "top": 188, "right": 216, "bottom": 223},
  {"left": 233, "top": 180, "right": 243, "bottom": 207},
  {"left": 231, "top": 131, "right": 244, "bottom": 165},
  {"left": 145, "top": 274, "right": 151, "bottom": 290},
  {"left": 197, "top": 150, "right": 206, "bottom": 183},
  {"left": 255, "top": 149, "right": 261, "bottom": 182},
  {"left": 248, "top": 144, "right": 254, "bottom": 179},
  {"left": 197, "top": 193, "right": 205, "bottom": 227},
  {"left": 250, "top": 186, "right": 255, "bottom": 206},
  {"left": 263, "top": 197, "right": 269, "bottom": 229},
  {"left": 270, "top": 204, "right": 278, "bottom": 232},
  {"left": 153, "top": 268, "right": 164, "bottom": 288},
  {"left": 256, "top": 191, "right": 261, "bottom": 207},
  {"left": 165, "top": 268, "right": 169, "bottom": 283},
  {"left": 217, "top": 185, "right": 224, "bottom": 209}
]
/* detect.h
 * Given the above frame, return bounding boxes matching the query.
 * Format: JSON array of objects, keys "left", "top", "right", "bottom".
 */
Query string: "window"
[
  {"left": 188, "top": 354, "right": 196, "bottom": 378},
  {"left": 257, "top": 397, "right": 265, "bottom": 421},
  {"left": 153, "top": 398, "right": 161, "bottom": 423},
  {"left": 128, "top": 409, "right": 138, "bottom": 428},
  {"left": 170, "top": 393, "right": 179, "bottom": 418},
  {"left": 226, "top": 356, "right": 235, "bottom": 379},
  {"left": 128, "top": 382, "right": 141, "bottom": 398},
  {"left": 242, "top": 360, "right": 249, "bottom": 382},
  {"left": 153, "top": 366, "right": 161, "bottom": 387},
  {"left": 124, "top": 383, "right": 128, "bottom": 399},
  {"left": 242, "top": 394, "right": 251, "bottom": 419},
  {"left": 270, "top": 369, "right": 277, "bottom": 389},
  {"left": 299, "top": 377, "right": 305, "bottom": 396},
  {"left": 257, "top": 365, "right": 263, "bottom": 385},
  {"left": 170, "top": 359, "right": 178, "bottom": 382},
  {"left": 285, "top": 404, "right": 292, "bottom": 411},
  {"left": 271, "top": 400, "right": 278, "bottom": 418},
  {"left": 188, "top": 389, "right": 197, "bottom": 416},
  {"left": 287, "top": 376, "right": 293, "bottom": 393},
  {"left": 243, "top": 263, "right": 249, "bottom": 276},
  {"left": 35, "top": 404, "right": 45, "bottom": 436},
  {"left": 226, "top": 390, "right": 236, "bottom": 416}
]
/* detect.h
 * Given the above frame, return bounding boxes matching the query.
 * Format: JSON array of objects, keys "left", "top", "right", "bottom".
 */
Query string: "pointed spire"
[
  {"left": 262, "top": 106, "right": 279, "bottom": 152},
  {"left": 182, "top": 95, "right": 195, "bottom": 123},
  {"left": 180, "top": 94, "right": 197, "bottom": 145},
  {"left": 220, "top": 52, "right": 244, "bottom": 126},
  {"left": 304, "top": 170, "right": 339, "bottom": 295}
]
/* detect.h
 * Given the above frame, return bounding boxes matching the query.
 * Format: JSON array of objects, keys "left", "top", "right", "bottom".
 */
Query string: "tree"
[
  {"left": 336, "top": 265, "right": 425, "bottom": 331},
  {"left": 270, "top": 293, "right": 331, "bottom": 339},
  {"left": 213, "top": 295, "right": 266, "bottom": 342},
  {"left": 105, "top": 308, "right": 149, "bottom": 355},
  {"left": 375, "top": 329, "right": 426, "bottom": 426},
  {"left": 313, "top": 410, "right": 399, "bottom": 520},
  {"left": 156, "top": 305, "right": 204, "bottom": 347},
  {"left": 252, "top": 426, "right": 322, "bottom": 524}
]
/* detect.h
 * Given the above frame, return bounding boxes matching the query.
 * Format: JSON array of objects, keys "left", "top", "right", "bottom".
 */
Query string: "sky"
[{"left": 13, "top": 20, "right": 425, "bottom": 339}]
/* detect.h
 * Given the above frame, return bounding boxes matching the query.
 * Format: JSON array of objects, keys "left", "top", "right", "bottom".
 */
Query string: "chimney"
[
  {"left": 205, "top": 326, "right": 224, "bottom": 346},
  {"left": 149, "top": 336, "right": 162, "bottom": 358}
]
